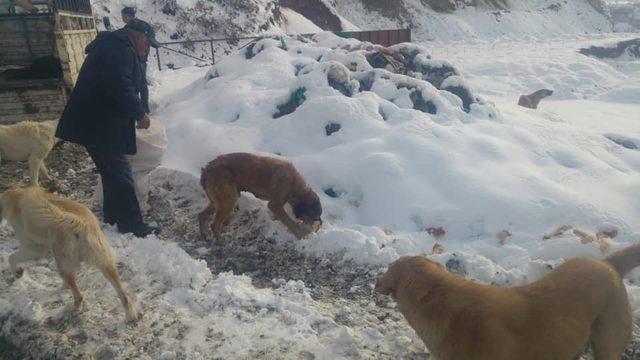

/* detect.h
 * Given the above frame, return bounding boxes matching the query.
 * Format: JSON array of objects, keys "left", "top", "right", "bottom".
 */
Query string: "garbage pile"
[{"left": 226, "top": 34, "right": 495, "bottom": 122}]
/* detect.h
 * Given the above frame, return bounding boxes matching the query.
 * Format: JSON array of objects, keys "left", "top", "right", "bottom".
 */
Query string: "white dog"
[
  {"left": 0, "top": 120, "right": 58, "bottom": 186},
  {"left": 0, "top": 187, "right": 139, "bottom": 322}
]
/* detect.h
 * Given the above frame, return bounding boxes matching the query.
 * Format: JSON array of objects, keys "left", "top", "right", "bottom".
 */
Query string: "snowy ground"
[{"left": 1, "top": 31, "right": 639, "bottom": 359}]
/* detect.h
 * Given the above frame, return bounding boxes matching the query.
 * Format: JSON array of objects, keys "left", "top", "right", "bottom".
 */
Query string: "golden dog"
[
  {"left": 375, "top": 246, "right": 640, "bottom": 360},
  {"left": 198, "top": 153, "right": 322, "bottom": 245},
  {"left": 0, "top": 120, "right": 58, "bottom": 186},
  {"left": 0, "top": 187, "right": 138, "bottom": 322}
]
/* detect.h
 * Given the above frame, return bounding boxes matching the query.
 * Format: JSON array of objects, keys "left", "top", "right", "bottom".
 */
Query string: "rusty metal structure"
[
  {"left": 0, "top": 0, "right": 97, "bottom": 123},
  {"left": 336, "top": 29, "right": 411, "bottom": 47}
]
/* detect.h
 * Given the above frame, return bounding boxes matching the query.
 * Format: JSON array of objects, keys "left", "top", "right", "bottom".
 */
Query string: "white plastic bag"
[{"left": 94, "top": 121, "right": 167, "bottom": 212}]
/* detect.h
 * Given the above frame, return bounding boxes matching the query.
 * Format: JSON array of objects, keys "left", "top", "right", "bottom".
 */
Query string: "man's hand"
[{"left": 137, "top": 114, "right": 151, "bottom": 129}]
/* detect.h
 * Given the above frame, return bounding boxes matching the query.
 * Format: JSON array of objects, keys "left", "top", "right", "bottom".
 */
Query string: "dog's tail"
[
  {"left": 606, "top": 243, "right": 640, "bottom": 276},
  {"left": 200, "top": 165, "right": 209, "bottom": 189}
]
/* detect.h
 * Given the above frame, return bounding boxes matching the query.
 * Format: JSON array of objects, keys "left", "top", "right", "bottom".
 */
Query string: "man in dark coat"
[
  {"left": 56, "top": 26, "right": 158, "bottom": 237},
  {"left": 124, "top": 18, "right": 160, "bottom": 115}
]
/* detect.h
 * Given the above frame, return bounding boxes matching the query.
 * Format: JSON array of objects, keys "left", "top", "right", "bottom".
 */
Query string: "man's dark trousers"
[{"left": 86, "top": 147, "right": 144, "bottom": 232}]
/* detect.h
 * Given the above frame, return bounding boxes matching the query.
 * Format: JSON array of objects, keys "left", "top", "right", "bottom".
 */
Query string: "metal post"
[
  {"left": 20, "top": 16, "right": 35, "bottom": 62},
  {"left": 210, "top": 40, "right": 215, "bottom": 65},
  {"left": 156, "top": 47, "right": 162, "bottom": 71}
]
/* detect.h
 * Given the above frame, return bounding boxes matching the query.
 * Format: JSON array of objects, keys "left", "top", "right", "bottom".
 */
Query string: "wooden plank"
[
  {"left": 1, "top": 38, "right": 55, "bottom": 46},
  {"left": 0, "top": 91, "right": 64, "bottom": 99},
  {"left": 0, "top": 20, "right": 54, "bottom": 32},
  {"left": 0, "top": 95, "right": 64, "bottom": 103},
  {"left": 380, "top": 30, "right": 389, "bottom": 47},
  {"left": 57, "top": 11, "right": 95, "bottom": 19},
  {"left": 389, "top": 30, "right": 398, "bottom": 45},
  {"left": 0, "top": 102, "right": 65, "bottom": 112},
  {"left": 54, "top": 11, "right": 95, "bottom": 87},
  {"left": 0, "top": 111, "right": 63, "bottom": 124},
  {"left": 0, "top": 104, "right": 65, "bottom": 114},
  {"left": 61, "top": 29, "right": 95, "bottom": 35},
  {"left": 0, "top": 94, "right": 67, "bottom": 102},
  {"left": 0, "top": 79, "right": 64, "bottom": 90},
  {"left": 1, "top": 44, "right": 56, "bottom": 53}
]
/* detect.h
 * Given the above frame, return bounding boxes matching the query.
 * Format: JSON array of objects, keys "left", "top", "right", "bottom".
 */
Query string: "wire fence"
[{"left": 153, "top": 29, "right": 412, "bottom": 71}]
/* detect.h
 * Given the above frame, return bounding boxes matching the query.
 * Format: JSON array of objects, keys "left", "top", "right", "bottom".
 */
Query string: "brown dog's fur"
[
  {"left": 518, "top": 89, "right": 554, "bottom": 109},
  {"left": 198, "top": 153, "right": 322, "bottom": 245},
  {"left": 375, "top": 246, "right": 640, "bottom": 360},
  {"left": 0, "top": 187, "right": 138, "bottom": 322}
]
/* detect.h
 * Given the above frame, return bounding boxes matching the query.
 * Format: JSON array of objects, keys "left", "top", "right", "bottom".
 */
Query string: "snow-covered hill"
[
  {"left": 332, "top": 0, "right": 612, "bottom": 41},
  {"left": 153, "top": 30, "right": 640, "bottom": 273},
  {"left": 91, "top": 0, "right": 614, "bottom": 68}
]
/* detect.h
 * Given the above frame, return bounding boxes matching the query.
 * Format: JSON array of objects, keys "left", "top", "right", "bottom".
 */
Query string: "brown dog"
[
  {"left": 375, "top": 245, "right": 640, "bottom": 360},
  {"left": 518, "top": 89, "right": 554, "bottom": 109},
  {"left": 198, "top": 153, "right": 322, "bottom": 245}
]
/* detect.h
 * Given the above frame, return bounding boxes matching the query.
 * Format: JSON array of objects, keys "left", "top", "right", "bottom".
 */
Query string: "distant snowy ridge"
[{"left": 91, "top": 0, "right": 613, "bottom": 46}]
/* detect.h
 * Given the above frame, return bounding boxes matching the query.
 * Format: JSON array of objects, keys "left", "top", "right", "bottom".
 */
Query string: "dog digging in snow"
[
  {"left": 0, "top": 120, "right": 59, "bottom": 186},
  {"left": 375, "top": 246, "right": 640, "bottom": 360},
  {"left": 0, "top": 187, "right": 139, "bottom": 323},
  {"left": 198, "top": 152, "right": 322, "bottom": 245}
]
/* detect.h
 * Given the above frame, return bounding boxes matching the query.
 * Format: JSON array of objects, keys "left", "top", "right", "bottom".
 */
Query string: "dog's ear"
[{"left": 374, "top": 275, "right": 394, "bottom": 296}]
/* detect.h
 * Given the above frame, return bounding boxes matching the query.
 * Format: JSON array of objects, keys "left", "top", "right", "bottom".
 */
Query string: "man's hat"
[
  {"left": 121, "top": 6, "right": 136, "bottom": 17},
  {"left": 126, "top": 19, "right": 160, "bottom": 48}
]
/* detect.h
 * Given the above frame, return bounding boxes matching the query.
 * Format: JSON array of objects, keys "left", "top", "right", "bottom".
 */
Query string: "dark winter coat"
[{"left": 56, "top": 29, "right": 147, "bottom": 155}]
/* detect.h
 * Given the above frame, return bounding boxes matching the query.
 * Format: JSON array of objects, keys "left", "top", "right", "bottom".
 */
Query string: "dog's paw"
[
  {"left": 63, "top": 300, "right": 84, "bottom": 315},
  {"left": 214, "top": 236, "right": 230, "bottom": 247},
  {"left": 73, "top": 299, "right": 85, "bottom": 313},
  {"left": 125, "top": 308, "right": 141, "bottom": 324}
]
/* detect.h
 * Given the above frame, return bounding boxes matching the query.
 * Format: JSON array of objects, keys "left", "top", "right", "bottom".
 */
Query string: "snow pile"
[
  {"left": 91, "top": 0, "right": 288, "bottom": 68},
  {"left": 155, "top": 31, "right": 640, "bottom": 290}
]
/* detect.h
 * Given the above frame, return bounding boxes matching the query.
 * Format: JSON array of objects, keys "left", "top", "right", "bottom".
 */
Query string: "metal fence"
[
  {"left": 51, "top": 0, "right": 92, "bottom": 14},
  {"left": 154, "top": 29, "right": 412, "bottom": 71},
  {"left": 154, "top": 35, "right": 263, "bottom": 71}
]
